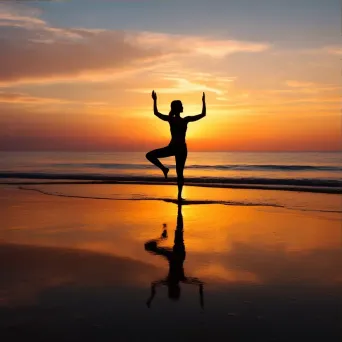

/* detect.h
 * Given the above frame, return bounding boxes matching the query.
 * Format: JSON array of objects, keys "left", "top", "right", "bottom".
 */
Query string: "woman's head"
[{"left": 169, "top": 100, "right": 183, "bottom": 117}]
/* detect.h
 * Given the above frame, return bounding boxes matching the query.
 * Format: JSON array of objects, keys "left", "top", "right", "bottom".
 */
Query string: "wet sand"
[{"left": 0, "top": 185, "right": 341, "bottom": 341}]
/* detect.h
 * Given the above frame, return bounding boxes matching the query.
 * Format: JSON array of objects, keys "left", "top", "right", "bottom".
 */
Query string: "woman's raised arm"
[
  {"left": 152, "top": 90, "right": 169, "bottom": 121},
  {"left": 185, "top": 92, "right": 206, "bottom": 122}
]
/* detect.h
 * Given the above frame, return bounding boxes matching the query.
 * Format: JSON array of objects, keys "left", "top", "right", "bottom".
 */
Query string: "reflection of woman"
[
  {"left": 144, "top": 204, "right": 204, "bottom": 308},
  {"left": 146, "top": 91, "right": 206, "bottom": 201}
]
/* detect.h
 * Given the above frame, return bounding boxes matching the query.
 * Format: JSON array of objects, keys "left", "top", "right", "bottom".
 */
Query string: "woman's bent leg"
[{"left": 146, "top": 146, "right": 174, "bottom": 178}]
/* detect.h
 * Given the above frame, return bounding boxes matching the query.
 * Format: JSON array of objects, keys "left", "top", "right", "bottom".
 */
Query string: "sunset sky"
[{"left": 0, "top": 0, "right": 340, "bottom": 152}]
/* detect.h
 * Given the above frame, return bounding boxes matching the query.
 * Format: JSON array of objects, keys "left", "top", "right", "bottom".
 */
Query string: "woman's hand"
[{"left": 152, "top": 90, "right": 157, "bottom": 101}]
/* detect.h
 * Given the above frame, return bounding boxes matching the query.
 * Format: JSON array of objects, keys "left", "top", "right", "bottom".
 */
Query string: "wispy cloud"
[
  {"left": 0, "top": 2, "right": 270, "bottom": 86},
  {"left": 0, "top": 4, "right": 167, "bottom": 85},
  {"left": 128, "top": 31, "right": 270, "bottom": 58},
  {"left": 131, "top": 76, "right": 225, "bottom": 95},
  {"left": 0, "top": 91, "right": 108, "bottom": 106},
  {"left": 275, "top": 80, "right": 342, "bottom": 94},
  {"left": 323, "top": 46, "right": 342, "bottom": 55},
  {"left": 0, "top": 91, "right": 69, "bottom": 104}
]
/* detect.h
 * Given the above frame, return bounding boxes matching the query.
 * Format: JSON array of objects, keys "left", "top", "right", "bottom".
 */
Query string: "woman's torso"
[{"left": 169, "top": 117, "right": 188, "bottom": 146}]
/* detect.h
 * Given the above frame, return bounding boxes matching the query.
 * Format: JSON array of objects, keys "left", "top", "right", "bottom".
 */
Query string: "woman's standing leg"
[
  {"left": 146, "top": 146, "right": 174, "bottom": 178},
  {"left": 175, "top": 146, "right": 188, "bottom": 201}
]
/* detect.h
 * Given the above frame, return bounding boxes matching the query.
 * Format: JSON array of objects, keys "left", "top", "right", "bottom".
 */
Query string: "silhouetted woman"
[
  {"left": 144, "top": 204, "right": 204, "bottom": 308},
  {"left": 146, "top": 91, "right": 206, "bottom": 201}
]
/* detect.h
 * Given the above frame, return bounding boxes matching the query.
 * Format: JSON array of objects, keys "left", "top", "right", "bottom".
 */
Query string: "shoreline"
[
  {"left": 6, "top": 185, "right": 341, "bottom": 214},
  {"left": 1, "top": 178, "right": 341, "bottom": 194}
]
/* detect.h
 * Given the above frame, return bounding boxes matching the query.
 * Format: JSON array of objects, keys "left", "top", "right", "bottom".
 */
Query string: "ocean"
[
  {"left": 0, "top": 151, "right": 341, "bottom": 192},
  {"left": 1, "top": 153, "right": 341, "bottom": 341}
]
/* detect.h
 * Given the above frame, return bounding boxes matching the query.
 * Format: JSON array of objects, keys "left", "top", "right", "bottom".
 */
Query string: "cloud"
[
  {"left": 0, "top": 91, "right": 107, "bottom": 105},
  {"left": 323, "top": 46, "right": 342, "bottom": 55},
  {"left": 127, "top": 67, "right": 237, "bottom": 98},
  {"left": 0, "top": 3, "right": 270, "bottom": 86},
  {"left": 0, "top": 91, "right": 71, "bottom": 104},
  {"left": 0, "top": 29, "right": 164, "bottom": 85},
  {"left": 131, "top": 77, "right": 225, "bottom": 95},
  {"left": 128, "top": 31, "right": 270, "bottom": 58},
  {"left": 0, "top": 4, "right": 167, "bottom": 85},
  {"left": 272, "top": 80, "right": 342, "bottom": 95},
  {"left": 296, "top": 46, "right": 342, "bottom": 56}
]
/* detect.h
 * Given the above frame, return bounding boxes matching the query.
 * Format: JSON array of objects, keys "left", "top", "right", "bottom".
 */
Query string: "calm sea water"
[{"left": 0, "top": 152, "right": 341, "bottom": 188}]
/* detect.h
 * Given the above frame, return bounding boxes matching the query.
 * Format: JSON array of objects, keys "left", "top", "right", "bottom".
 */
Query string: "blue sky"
[{"left": 36, "top": 0, "right": 340, "bottom": 47}]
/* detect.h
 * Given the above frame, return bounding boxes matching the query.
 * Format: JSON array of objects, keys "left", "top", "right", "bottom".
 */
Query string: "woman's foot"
[{"left": 162, "top": 167, "right": 169, "bottom": 179}]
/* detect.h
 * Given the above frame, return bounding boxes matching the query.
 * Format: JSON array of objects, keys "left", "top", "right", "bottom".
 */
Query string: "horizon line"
[{"left": 0, "top": 150, "right": 341, "bottom": 153}]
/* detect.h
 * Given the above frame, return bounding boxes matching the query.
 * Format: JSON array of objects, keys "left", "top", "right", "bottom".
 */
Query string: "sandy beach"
[{"left": 0, "top": 184, "right": 341, "bottom": 341}]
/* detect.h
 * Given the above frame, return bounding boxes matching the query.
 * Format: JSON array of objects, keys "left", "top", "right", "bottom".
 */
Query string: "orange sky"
[{"left": 0, "top": 1, "right": 341, "bottom": 151}]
